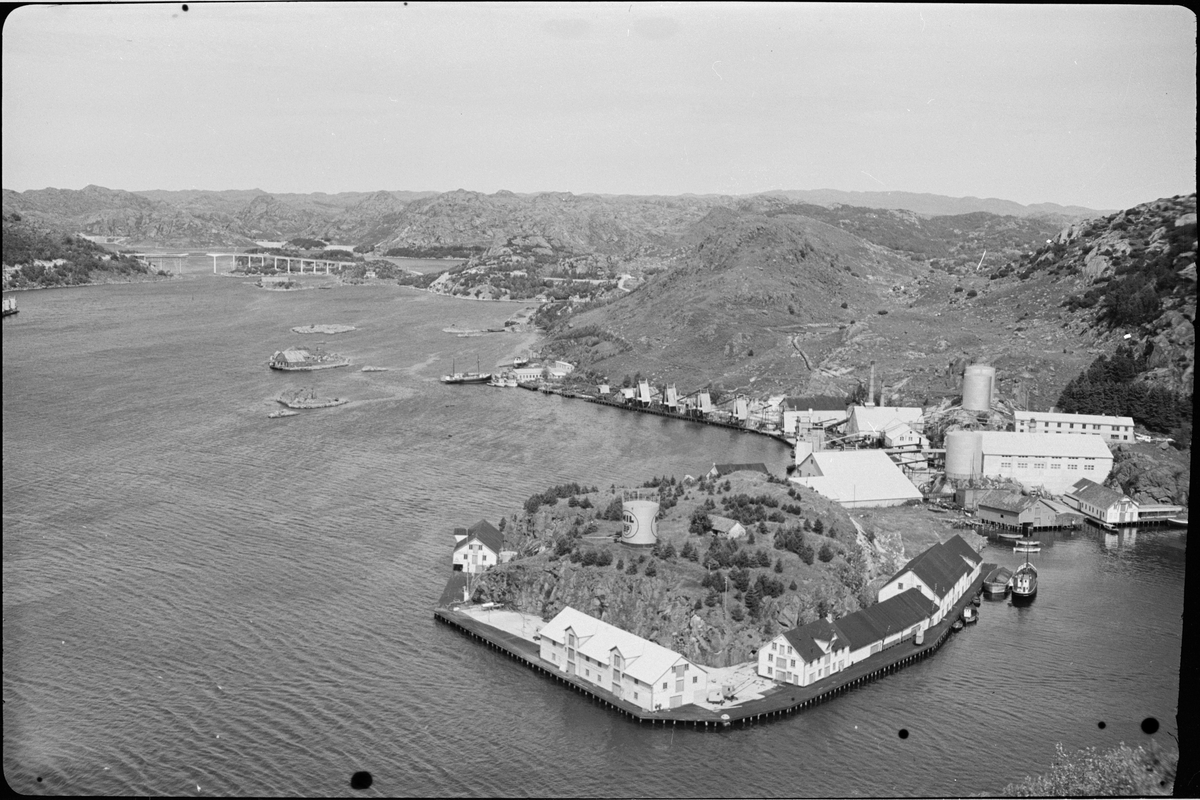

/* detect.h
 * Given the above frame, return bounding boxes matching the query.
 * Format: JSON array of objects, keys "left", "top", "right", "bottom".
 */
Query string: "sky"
[{"left": 2, "top": 2, "right": 1195, "bottom": 210}]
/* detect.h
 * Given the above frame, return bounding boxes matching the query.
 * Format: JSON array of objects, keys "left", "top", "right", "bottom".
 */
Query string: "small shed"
[{"left": 709, "top": 515, "right": 747, "bottom": 540}]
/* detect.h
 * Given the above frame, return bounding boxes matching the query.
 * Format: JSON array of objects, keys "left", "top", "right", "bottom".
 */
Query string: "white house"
[
  {"left": 881, "top": 421, "right": 928, "bottom": 450},
  {"left": 757, "top": 619, "right": 848, "bottom": 687},
  {"left": 451, "top": 519, "right": 503, "bottom": 574},
  {"left": 1014, "top": 410, "right": 1135, "bottom": 442},
  {"left": 876, "top": 534, "right": 982, "bottom": 625},
  {"left": 791, "top": 450, "right": 923, "bottom": 508},
  {"left": 1062, "top": 478, "right": 1139, "bottom": 526},
  {"left": 758, "top": 588, "right": 937, "bottom": 685},
  {"left": 538, "top": 607, "right": 709, "bottom": 712}
]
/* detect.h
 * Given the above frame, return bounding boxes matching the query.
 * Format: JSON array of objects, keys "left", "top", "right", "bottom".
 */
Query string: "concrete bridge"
[{"left": 206, "top": 253, "right": 347, "bottom": 275}]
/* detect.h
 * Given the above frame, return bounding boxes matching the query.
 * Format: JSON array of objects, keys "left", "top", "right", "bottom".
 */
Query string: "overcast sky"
[{"left": 2, "top": 2, "right": 1195, "bottom": 210}]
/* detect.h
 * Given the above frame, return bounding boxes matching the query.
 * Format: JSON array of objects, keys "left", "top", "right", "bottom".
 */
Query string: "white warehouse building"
[
  {"left": 1013, "top": 410, "right": 1136, "bottom": 442},
  {"left": 944, "top": 431, "right": 1114, "bottom": 495},
  {"left": 538, "top": 607, "right": 709, "bottom": 712}
]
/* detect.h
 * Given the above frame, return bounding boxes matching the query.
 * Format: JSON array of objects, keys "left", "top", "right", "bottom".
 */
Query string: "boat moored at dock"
[
  {"left": 983, "top": 565, "right": 1013, "bottom": 595},
  {"left": 1012, "top": 559, "right": 1038, "bottom": 601}
]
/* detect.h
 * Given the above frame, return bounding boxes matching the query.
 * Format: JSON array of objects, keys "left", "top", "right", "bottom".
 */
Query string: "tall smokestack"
[{"left": 868, "top": 361, "right": 876, "bottom": 406}]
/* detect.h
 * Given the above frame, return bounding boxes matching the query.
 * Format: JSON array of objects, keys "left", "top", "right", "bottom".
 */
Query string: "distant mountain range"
[{"left": 1, "top": 185, "right": 1108, "bottom": 251}]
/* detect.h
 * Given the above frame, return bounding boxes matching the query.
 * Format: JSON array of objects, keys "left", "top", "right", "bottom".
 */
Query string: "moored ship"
[
  {"left": 1012, "top": 559, "right": 1038, "bottom": 601},
  {"left": 268, "top": 347, "right": 350, "bottom": 371},
  {"left": 1, "top": 297, "right": 17, "bottom": 317},
  {"left": 442, "top": 356, "right": 491, "bottom": 385},
  {"left": 276, "top": 387, "right": 348, "bottom": 409}
]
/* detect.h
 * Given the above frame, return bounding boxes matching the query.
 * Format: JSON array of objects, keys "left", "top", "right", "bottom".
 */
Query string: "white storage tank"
[
  {"left": 945, "top": 430, "right": 984, "bottom": 480},
  {"left": 621, "top": 498, "right": 659, "bottom": 546},
  {"left": 962, "top": 364, "right": 996, "bottom": 412}
]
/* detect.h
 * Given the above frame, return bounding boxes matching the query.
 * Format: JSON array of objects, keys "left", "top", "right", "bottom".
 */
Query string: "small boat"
[
  {"left": 983, "top": 566, "right": 1013, "bottom": 595},
  {"left": 277, "top": 388, "right": 348, "bottom": 409},
  {"left": 268, "top": 409, "right": 299, "bottom": 418},
  {"left": 951, "top": 620, "right": 965, "bottom": 632},
  {"left": 971, "top": 595, "right": 982, "bottom": 607},
  {"left": 1013, "top": 544, "right": 1041, "bottom": 553},
  {"left": 360, "top": 366, "right": 389, "bottom": 372},
  {"left": 1012, "top": 558, "right": 1038, "bottom": 601},
  {"left": 962, "top": 606, "right": 978, "bottom": 624},
  {"left": 997, "top": 532, "right": 1023, "bottom": 541}
]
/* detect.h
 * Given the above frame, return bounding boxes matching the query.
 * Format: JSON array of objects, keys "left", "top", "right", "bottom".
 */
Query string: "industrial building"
[
  {"left": 1062, "top": 478, "right": 1139, "bottom": 526},
  {"left": 791, "top": 450, "right": 924, "bottom": 507},
  {"left": 452, "top": 519, "right": 504, "bottom": 573},
  {"left": 1013, "top": 410, "right": 1136, "bottom": 442},
  {"left": 758, "top": 534, "right": 978, "bottom": 687},
  {"left": 845, "top": 406, "right": 926, "bottom": 440},
  {"left": 877, "top": 534, "right": 982, "bottom": 625},
  {"left": 538, "top": 607, "right": 710, "bottom": 712},
  {"left": 972, "top": 490, "right": 1066, "bottom": 530},
  {"left": 944, "top": 430, "right": 1114, "bottom": 495}
]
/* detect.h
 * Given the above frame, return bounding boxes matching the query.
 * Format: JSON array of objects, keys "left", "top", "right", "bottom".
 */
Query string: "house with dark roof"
[
  {"left": 452, "top": 519, "right": 503, "bottom": 573},
  {"left": 974, "top": 490, "right": 1060, "bottom": 530},
  {"left": 876, "top": 534, "right": 982, "bottom": 624},
  {"left": 1062, "top": 478, "right": 1138, "bottom": 526},
  {"left": 756, "top": 619, "right": 849, "bottom": 687},
  {"left": 756, "top": 588, "right": 939, "bottom": 686},
  {"left": 708, "top": 515, "right": 747, "bottom": 540}
]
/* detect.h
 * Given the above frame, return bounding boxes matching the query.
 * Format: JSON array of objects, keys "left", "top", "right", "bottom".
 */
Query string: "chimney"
[{"left": 867, "top": 361, "right": 876, "bottom": 406}]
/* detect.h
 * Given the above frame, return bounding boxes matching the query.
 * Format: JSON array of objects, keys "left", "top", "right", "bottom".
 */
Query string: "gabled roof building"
[
  {"left": 538, "top": 607, "right": 709, "bottom": 712},
  {"left": 791, "top": 450, "right": 924, "bottom": 507},
  {"left": 452, "top": 519, "right": 503, "bottom": 574}
]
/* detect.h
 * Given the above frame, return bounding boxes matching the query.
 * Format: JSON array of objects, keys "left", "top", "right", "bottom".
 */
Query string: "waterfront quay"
[
  {"left": 435, "top": 563, "right": 994, "bottom": 729},
  {"left": 516, "top": 382, "right": 795, "bottom": 448}
]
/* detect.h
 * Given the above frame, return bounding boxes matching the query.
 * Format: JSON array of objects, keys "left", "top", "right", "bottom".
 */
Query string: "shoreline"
[
  {"left": 2, "top": 273, "right": 181, "bottom": 292},
  {"left": 435, "top": 564, "right": 992, "bottom": 729}
]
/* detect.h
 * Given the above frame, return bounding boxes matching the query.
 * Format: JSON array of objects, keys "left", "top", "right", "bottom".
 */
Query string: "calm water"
[{"left": 2, "top": 267, "right": 1184, "bottom": 797}]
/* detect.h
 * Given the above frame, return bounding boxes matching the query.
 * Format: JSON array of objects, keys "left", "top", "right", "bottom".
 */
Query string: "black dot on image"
[
  {"left": 1098, "top": 721, "right": 1106, "bottom": 729},
  {"left": 1142, "top": 717, "right": 1159, "bottom": 735},
  {"left": 350, "top": 771, "right": 373, "bottom": 790},
  {"left": 898, "top": 728, "right": 909, "bottom": 739},
  {"left": 182, "top": 4, "right": 188, "bottom": 10},
  {"left": 36, "top": 778, "right": 42, "bottom": 783}
]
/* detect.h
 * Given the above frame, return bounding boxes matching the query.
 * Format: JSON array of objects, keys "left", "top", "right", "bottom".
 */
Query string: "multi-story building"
[
  {"left": 538, "top": 607, "right": 709, "bottom": 712},
  {"left": 1013, "top": 410, "right": 1135, "bottom": 442},
  {"left": 945, "top": 431, "right": 1114, "bottom": 495}
]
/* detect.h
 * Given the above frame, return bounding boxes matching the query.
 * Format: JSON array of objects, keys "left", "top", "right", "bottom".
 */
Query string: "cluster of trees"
[
  {"left": 2, "top": 218, "right": 151, "bottom": 289},
  {"left": 718, "top": 493, "right": 788, "bottom": 526},
  {"left": 523, "top": 483, "right": 598, "bottom": 515},
  {"left": 1056, "top": 348, "right": 1192, "bottom": 438},
  {"left": 385, "top": 244, "right": 485, "bottom": 259},
  {"left": 1002, "top": 742, "right": 1175, "bottom": 797},
  {"left": 774, "top": 526, "right": 817, "bottom": 565}
]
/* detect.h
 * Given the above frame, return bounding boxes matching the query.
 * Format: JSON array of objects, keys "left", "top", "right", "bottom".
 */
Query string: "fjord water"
[{"left": 2, "top": 267, "right": 1183, "bottom": 797}]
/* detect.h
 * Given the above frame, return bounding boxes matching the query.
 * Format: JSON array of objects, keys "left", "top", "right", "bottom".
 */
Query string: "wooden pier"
[{"left": 435, "top": 564, "right": 994, "bottom": 729}]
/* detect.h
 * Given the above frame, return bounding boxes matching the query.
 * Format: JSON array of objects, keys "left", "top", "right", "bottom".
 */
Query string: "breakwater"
[
  {"left": 515, "top": 382, "right": 795, "bottom": 448},
  {"left": 435, "top": 564, "right": 993, "bottom": 729}
]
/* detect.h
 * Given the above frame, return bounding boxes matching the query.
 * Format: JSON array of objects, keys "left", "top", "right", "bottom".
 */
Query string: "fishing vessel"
[
  {"left": 442, "top": 356, "right": 491, "bottom": 384},
  {"left": 1, "top": 297, "right": 17, "bottom": 317},
  {"left": 962, "top": 605, "right": 978, "bottom": 624},
  {"left": 1011, "top": 557, "right": 1038, "bottom": 601}
]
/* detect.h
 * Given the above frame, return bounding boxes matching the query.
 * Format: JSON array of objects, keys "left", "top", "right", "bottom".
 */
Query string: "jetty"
[{"left": 435, "top": 563, "right": 993, "bottom": 729}]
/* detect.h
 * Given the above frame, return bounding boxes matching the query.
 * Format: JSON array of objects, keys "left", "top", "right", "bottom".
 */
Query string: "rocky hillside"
[
  {"left": 537, "top": 194, "right": 1194, "bottom": 414},
  {"left": 468, "top": 471, "right": 984, "bottom": 668},
  {"left": 372, "top": 190, "right": 728, "bottom": 256},
  {"left": 2, "top": 213, "right": 153, "bottom": 288},
  {"left": 763, "top": 188, "right": 1109, "bottom": 223}
]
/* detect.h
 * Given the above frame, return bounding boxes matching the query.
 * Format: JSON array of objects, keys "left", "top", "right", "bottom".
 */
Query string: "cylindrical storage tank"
[
  {"left": 945, "top": 430, "right": 984, "bottom": 480},
  {"left": 621, "top": 500, "right": 659, "bottom": 546},
  {"left": 962, "top": 365, "right": 996, "bottom": 412}
]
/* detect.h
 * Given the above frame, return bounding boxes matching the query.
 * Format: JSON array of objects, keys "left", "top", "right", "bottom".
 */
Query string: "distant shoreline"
[{"left": 2, "top": 273, "right": 181, "bottom": 292}]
